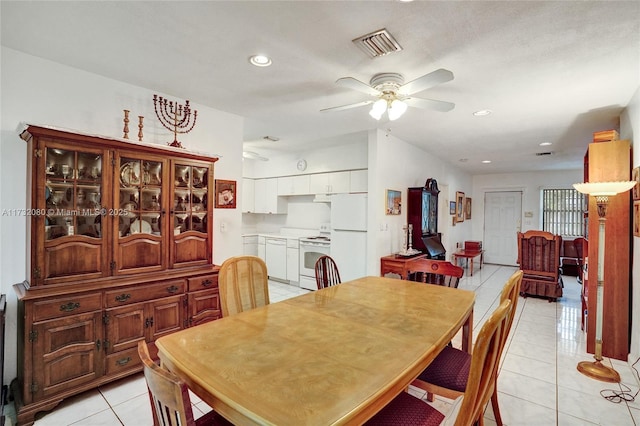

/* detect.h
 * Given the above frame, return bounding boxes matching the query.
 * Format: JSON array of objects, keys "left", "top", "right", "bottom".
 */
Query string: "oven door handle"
[{"left": 300, "top": 242, "right": 330, "bottom": 248}]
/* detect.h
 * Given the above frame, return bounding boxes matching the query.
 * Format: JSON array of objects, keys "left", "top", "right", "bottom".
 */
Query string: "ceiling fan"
[{"left": 321, "top": 68, "right": 455, "bottom": 121}]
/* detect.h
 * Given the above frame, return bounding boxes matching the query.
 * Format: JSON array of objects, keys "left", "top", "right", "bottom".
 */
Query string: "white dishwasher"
[{"left": 265, "top": 237, "right": 287, "bottom": 281}]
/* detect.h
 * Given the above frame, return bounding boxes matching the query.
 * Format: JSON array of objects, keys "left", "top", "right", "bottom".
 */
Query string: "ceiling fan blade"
[
  {"left": 404, "top": 97, "right": 455, "bottom": 112},
  {"left": 335, "top": 77, "right": 381, "bottom": 96},
  {"left": 398, "top": 68, "right": 454, "bottom": 95},
  {"left": 320, "top": 100, "right": 374, "bottom": 113}
]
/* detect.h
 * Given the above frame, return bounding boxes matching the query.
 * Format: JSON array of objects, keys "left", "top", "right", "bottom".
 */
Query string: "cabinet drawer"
[
  {"left": 105, "top": 346, "right": 143, "bottom": 375},
  {"left": 187, "top": 274, "right": 218, "bottom": 292},
  {"left": 33, "top": 293, "right": 102, "bottom": 322},
  {"left": 105, "top": 280, "right": 186, "bottom": 307}
]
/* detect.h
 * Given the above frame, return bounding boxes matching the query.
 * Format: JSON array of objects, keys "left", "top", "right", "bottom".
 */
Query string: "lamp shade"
[{"left": 573, "top": 181, "right": 635, "bottom": 196}]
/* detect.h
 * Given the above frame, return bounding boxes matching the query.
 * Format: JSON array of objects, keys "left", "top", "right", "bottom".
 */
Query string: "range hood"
[{"left": 312, "top": 194, "right": 332, "bottom": 203}]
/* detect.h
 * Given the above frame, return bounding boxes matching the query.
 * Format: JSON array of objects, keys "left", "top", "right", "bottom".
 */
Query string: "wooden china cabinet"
[{"left": 12, "top": 125, "right": 221, "bottom": 425}]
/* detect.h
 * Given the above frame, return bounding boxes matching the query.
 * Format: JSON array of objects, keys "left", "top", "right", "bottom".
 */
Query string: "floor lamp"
[{"left": 573, "top": 180, "right": 635, "bottom": 383}]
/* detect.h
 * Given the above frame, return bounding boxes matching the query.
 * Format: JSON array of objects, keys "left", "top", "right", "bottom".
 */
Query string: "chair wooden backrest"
[
  {"left": 516, "top": 230, "right": 561, "bottom": 281},
  {"left": 454, "top": 298, "right": 512, "bottom": 426},
  {"left": 314, "top": 255, "right": 341, "bottom": 289},
  {"left": 219, "top": 255, "right": 269, "bottom": 317},
  {"left": 138, "top": 340, "right": 197, "bottom": 426},
  {"left": 405, "top": 258, "right": 464, "bottom": 288}
]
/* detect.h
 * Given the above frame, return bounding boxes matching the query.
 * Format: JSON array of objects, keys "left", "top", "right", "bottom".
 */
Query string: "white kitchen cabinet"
[
  {"left": 242, "top": 235, "right": 258, "bottom": 256},
  {"left": 309, "top": 171, "right": 350, "bottom": 194},
  {"left": 242, "top": 178, "right": 255, "bottom": 212},
  {"left": 350, "top": 170, "right": 368, "bottom": 193},
  {"left": 257, "top": 236, "right": 266, "bottom": 261},
  {"left": 278, "top": 175, "right": 310, "bottom": 196},
  {"left": 254, "top": 178, "right": 287, "bottom": 214},
  {"left": 265, "top": 237, "right": 287, "bottom": 280},
  {"left": 286, "top": 239, "right": 299, "bottom": 282}
]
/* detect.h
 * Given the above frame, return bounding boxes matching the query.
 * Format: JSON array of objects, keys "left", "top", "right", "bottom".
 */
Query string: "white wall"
[
  {"left": 621, "top": 86, "right": 639, "bottom": 362},
  {"left": 0, "top": 47, "right": 244, "bottom": 386},
  {"left": 367, "top": 129, "right": 474, "bottom": 274}
]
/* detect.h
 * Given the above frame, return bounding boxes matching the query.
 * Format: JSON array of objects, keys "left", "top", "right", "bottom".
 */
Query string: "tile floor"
[{"left": 5, "top": 264, "right": 640, "bottom": 425}]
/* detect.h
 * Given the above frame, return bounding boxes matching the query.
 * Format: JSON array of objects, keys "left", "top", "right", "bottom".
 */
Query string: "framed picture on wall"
[
  {"left": 386, "top": 189, "right": 401, "bottom": 215},
  {"left": 456, "top": 191, "right": 465, "bottom": 222},
  {"left": 449, "top": 201, "right": 456, "bottom": 215},
  {"left": 633, "top": 167, "right": 640, "bottom": 200},
  {"left": 214, "top": 179, "right": 237, "bottom": 208},
  {"left": 465, "top": 197, "right": 472, "bottom": 220}
]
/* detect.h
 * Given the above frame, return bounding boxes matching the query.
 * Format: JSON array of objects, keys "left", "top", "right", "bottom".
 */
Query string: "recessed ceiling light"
[
  {"left": 473, "top": 109, "right": 492, "bottom": 116},
  {"left": 482, "top": 160, "right": 492, "bottom": 164},
  {"left": 539, "top": 142, "right": 552, "bottom": 146},
  {"left": 249, "top": 55, "right": 272, "bottom": 67}
]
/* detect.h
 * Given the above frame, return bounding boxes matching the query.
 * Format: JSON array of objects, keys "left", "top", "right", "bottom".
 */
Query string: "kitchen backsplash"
[{"left": 242, "top": 195, "right": 331, "bottom": 234}]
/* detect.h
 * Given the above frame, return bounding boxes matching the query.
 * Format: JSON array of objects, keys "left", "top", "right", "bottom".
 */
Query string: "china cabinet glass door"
[
  {"left": 114, "top": 154, "right": 166, "bottom": 274},
  {"left": 171, "top": 161, "right": 211, "bottom": 267},
  {"left": 39, "top": 143, "right": 108, "bottom": 284}
]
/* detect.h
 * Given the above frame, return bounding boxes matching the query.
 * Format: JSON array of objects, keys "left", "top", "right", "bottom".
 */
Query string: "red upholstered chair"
[
  {"left": 517, "top": 230, "right": 563, "bottom": 301},
  {"left": 409, "top": 270, "right": 523, "bottom": 426},
  {"left": 314, "top": 255, "right": 341, "bottom": 289},
  {"left": 137, "top": 341, "right": 231, "bottom": 426},
  {"left": 405, "top": 259, "right": 464, "bottom": 288},
  {"left": 366, "top": 298, "right": 513, "bottom": 426}
]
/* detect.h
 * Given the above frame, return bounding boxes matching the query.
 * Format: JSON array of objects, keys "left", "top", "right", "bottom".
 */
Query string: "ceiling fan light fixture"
[
  {"left": 369, "top": 99, "right": 387, "bottom": 120},
  {"left": 388, "top": 99, "right": 407, "bottom": 121}
]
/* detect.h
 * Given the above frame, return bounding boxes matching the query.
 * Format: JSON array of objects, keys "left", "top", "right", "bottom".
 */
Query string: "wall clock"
[{"left": 297, "top": 159, "right": 307, "bottom": 171}]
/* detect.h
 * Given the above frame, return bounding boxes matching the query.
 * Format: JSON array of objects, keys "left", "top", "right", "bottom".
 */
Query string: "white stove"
[{"left": 299, "top": 223, "right": 331, "bottom": 290}]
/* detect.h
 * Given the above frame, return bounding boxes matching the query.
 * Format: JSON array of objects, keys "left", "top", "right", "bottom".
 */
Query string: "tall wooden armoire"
[{"left": 584, "top": 138, "right": 632, "bottom": 360}]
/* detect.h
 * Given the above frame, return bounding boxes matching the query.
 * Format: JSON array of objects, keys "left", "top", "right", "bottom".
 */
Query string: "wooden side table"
[
  {"left": 380, "top": 253, "right": 427, "bottom": 279},
  {"left": 452, "top": 250, "right": 484, "bottom": 276}
]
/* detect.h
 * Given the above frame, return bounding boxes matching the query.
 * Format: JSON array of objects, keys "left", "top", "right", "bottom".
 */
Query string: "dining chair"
[
  {"left": 219, "top": 255, "right": 270, "bottom": 316},
  {"left": 137, "top": 341, "right": 231, "bottom": 426},
  {"left": 314, "top": 255, "right": 342, "bottom": 289},
  {"left": 366, "top": 298, "right": 513, "bottom": 426},
  {"left": 410, "top": 270, "right": 523, "bottom": 426},
  {"left": 405, "top": 258, "right": 464, "bottom": 288}
]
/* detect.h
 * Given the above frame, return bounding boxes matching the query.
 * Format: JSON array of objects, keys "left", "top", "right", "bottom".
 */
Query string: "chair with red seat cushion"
[
  {"left": 366, "top": 297, "right": 513, "bottom": 426},
  {"left": 137, "top": 341, "right": 231, "bottom": 426},
  {"left": 409, "top": 270, "right": 523, "bottom": 426}
]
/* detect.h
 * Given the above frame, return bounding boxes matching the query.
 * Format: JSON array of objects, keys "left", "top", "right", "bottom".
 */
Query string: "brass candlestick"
[
  {"left": 138, "top": 116, "right": 144, "bottom": 142},
  {"left": 153, "top": 95, "right": 198, "bottom": 148},
  {"left": 123, "top": 110, "right": 130, "bottom": 139}
]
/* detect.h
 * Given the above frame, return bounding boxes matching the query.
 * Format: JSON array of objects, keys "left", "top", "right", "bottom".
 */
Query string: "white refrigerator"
[{"left": 330, "top": 193, "right": 367, "bottom": 282}]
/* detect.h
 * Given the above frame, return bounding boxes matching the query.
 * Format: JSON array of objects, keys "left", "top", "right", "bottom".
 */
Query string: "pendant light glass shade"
[
  {"left": 369, "top": 99, "right": 387, "bottom": 120},
  {"left": 388, "top": 99, "right": 408, "bottom": 121}
]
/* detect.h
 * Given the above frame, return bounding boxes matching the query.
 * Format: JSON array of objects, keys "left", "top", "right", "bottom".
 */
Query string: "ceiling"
[{"left": 2, "top": 1, "right": 639, "bottom": 174}]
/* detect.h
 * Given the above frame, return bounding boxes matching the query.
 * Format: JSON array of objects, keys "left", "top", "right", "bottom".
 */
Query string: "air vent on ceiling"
[
  {"left": 352, "top": 28, "right": 403, "bottom": 58},
  {"left": 536, "top": 152, "right": 554, "bottom": 156}
]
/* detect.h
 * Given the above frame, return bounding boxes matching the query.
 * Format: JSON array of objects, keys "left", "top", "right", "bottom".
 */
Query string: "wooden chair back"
[
  {"left": 219, "top": 255, "right": 270, "bottom": 317},
  {"left": 516, "top": 230, "right": 561, "bottom": 281},
  {"left": 405, "top": 258, "right": 464, "bottom": 288},
  {"left": 138, "top": 340, "right": 197, "bottom": 426},
  {"left": 454, "top": 298, "right": 512, "bottom": 426},
  {"left": 500, "top": 270, "right": 523, "bottom": 347},
  {"left": 314, "top": 255, "right": 342, "bottom": 289}
]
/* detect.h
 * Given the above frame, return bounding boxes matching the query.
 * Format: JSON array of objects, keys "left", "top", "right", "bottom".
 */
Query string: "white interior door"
[{"left": 483, "top": 191, "right": 522, "bottom": 265}]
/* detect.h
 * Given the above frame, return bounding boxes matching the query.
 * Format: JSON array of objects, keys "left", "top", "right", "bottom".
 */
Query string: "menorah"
[{"left": 153, "top": 94, "right": 198, "bottom": 148}]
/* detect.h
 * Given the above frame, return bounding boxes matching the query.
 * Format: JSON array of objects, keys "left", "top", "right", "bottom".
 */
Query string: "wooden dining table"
[{"left": 156, "top": 275, "right": 475, "bottom": 426}]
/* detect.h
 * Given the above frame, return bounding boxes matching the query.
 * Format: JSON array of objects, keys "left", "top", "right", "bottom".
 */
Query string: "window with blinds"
[{"left": 542, "top": 188, "right": 586, "bottom": 236}]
